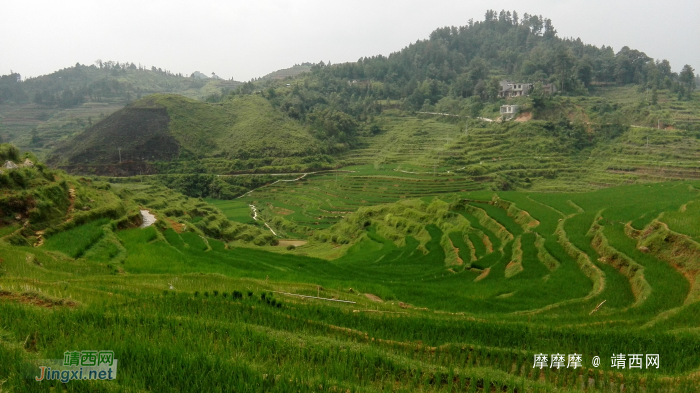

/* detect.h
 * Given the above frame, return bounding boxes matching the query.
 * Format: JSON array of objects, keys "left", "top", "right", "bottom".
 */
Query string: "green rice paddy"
[{"left": 3, "top": 178, "right": 700, "bottom": 392}]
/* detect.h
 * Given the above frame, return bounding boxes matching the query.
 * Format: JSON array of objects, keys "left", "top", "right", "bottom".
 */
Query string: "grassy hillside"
[
  {"left": 1, "top": 143, "right": 284, "bottom": 253},
  {"left": 46, "top": 88, "right": 700, "bottom": 203},
  {"left": 209, "top": 109, "right": 700, "bottom": 243},
  {"left": 47, "top": 94, "right": 329, "bottom": 176},
  {"left": 0, "top": 63, "right": 241, "bottom": 157}
]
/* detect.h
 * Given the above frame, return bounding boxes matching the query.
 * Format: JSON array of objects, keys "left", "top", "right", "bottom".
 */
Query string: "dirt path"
[
  {"left": 60, "top": 188, "right": 77, "bottom": 225},
  {"left": 236, "top": 170, "right": 357, "bottom": 200},
  {"left": 33, "top": 230, "right": 44, "bottom": 247},
  {"left": 67, "top": 188, "right": 76, "bottom": 214},
  {"left": 249, "top": 204, "right": 278, "bottom": 236},
  {"left": 0, "top": 290, "right": 77, "bottom": 308}
]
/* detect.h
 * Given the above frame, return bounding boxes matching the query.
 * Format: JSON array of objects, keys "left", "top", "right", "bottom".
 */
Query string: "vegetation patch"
[
  {"left": 632, "top": 220, "right": 700, "bottom": 304},
  {"left": 504, "top": 235, "right": 524, "bottom": 278},
  {"left": 589, "top": 220, "right": 651, "bottom": 306},
  {"left": 0, "top": 290, "right": 78, "bottom": 308}
]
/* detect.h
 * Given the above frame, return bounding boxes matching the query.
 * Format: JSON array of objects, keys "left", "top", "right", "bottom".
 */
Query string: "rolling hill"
[
  {"left": 0, "top": 63, "right": 241, "bottom": 158},
  {"left": 47, "top": 94, "right": 329, "bottom": 176}
]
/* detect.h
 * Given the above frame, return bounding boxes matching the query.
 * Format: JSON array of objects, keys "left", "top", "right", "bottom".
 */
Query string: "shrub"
[
  {"left": 5, "top": 233, "right": 30, "bottom": 247},
  {"left": 213, "top": 290, "right": 219, "bottom": 296},
  {"left": 286, "top": 244, "right": 296, "bottom": 250},
  {"left": 0, "top": 144, "right": 20, "bottom": 162}
]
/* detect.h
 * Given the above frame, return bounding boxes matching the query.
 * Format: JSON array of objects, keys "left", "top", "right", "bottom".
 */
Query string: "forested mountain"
[{"left": 251, "top": 9, "right": 696, "bottom": 127}]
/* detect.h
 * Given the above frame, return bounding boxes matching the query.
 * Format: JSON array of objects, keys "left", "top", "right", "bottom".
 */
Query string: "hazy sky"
[{"left": 2, "top": 0, "right": 698, "bottom": 81}]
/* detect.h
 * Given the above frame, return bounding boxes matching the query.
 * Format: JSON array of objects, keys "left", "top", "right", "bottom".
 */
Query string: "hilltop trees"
[
  {"left": 614, "top": 46, "right": 652, "bottom": 85},
  {"left": 0, "top": 73, "right": 27, "bottom": 104},
  {"left": 679, "top": 65, "right": 696, "bottom": 99},
  {"left": 250, "top": 8, "right": 695, "bottom": 121}
]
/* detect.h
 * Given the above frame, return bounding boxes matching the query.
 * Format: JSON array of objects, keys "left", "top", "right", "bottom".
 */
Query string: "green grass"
[
  {"left": 4, "top": 170, "right": 700, "bottom": 391},
  {"left": 604, "top": 223, "right": 689, "bottom": 314},
  {"left": 50, "top": 94, "right": 326, "bottom": 170},
  {"left": 43, "top": 218, "right": 110, "bottom": 258},
  {"left": 0, "top": 224, "right": 20, "bottom": 238},
  {"left": 661, "top": 200, "right": 700, "bottom": 240},
  {"left": 205, "top": 198, "right": 255, "bottom": 224}
]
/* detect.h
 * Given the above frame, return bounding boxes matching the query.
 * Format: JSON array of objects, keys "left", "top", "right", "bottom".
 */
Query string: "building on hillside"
[
  {"left": 499, "top": 81, "right": 558, "bottom": 98},
  {"left": 3, "top": 161, "right": 19, "bottom": 170},
  {"left": 499, "top": 81, "right": 533, "bottom": 98},
  {"left": 500, "top": 105, "right": 520, "bottom": 119}
]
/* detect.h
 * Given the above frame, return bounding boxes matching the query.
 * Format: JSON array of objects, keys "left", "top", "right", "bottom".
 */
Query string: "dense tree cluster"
[
  {"left": 0, "top": 73, "right": 26, "bottom": 104},
  {"left": 330, "top": 11, "right": 693, "bottom": 97},
  {"left": 222, "top": 9, "right": 696, "bottom": 151}
]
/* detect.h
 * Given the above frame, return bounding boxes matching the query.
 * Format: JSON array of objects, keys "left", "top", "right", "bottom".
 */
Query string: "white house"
[
  {"left": 500, "top": 105, "right": 520, "bottom": 119},
  {"left": 499, "top": 81, "right": 533, "bottom": 98}
]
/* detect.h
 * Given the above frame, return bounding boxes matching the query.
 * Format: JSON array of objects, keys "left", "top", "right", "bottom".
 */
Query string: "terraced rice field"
[
  {"left": 338, "top": 112, "right": 700, "bottom": 193},
  {"left": 3, "top": 180, "right": 700, "bottom": 392},
  {"left": 215, "top": 166, "right": 482, "bottom": 229},
  {"left": 215, "top": 174, "right": 700, "bottom": 328}
]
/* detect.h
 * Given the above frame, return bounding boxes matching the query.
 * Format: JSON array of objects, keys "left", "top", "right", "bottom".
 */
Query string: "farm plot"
[
  {"left": 3, "top": 181, "right": 700, "bottom": 392},
  {"left": 229, "top": 165, "right": 482, "bottom": 230}
]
